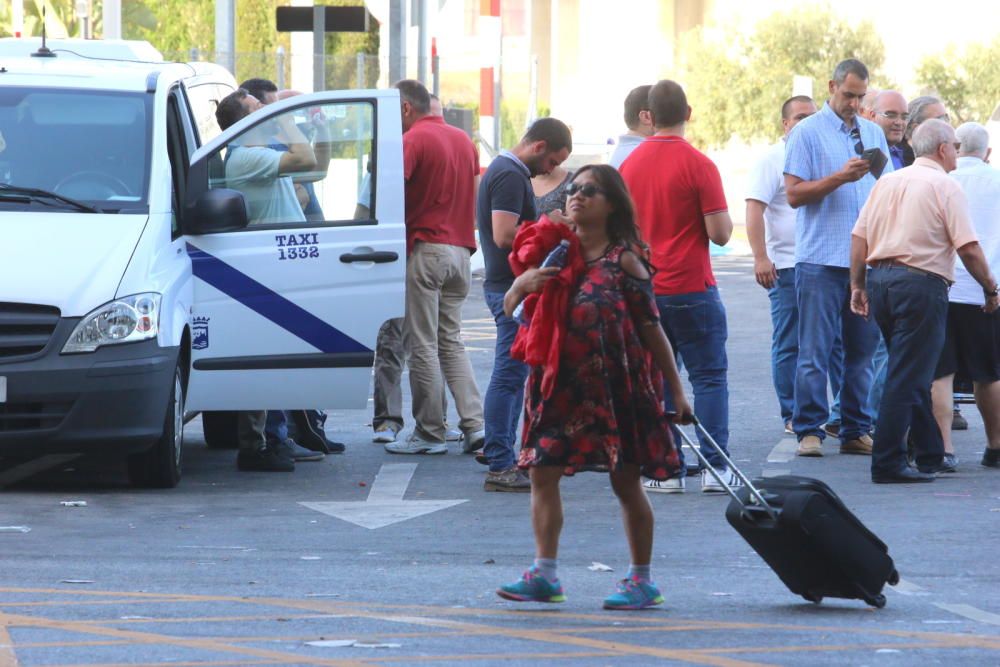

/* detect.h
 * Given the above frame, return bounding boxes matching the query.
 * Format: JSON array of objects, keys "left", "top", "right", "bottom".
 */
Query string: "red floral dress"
[{"left": 517, "top": 245, "right": 680, "bottom": 480}]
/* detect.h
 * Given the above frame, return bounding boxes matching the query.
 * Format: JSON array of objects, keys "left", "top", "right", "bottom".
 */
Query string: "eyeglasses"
[
  {"left": 877, "top": 111, "right": 909, "bottom": 122},
  {"left": 566, "top": 182, "right": 604, "bottom": 198},
  {"left": 850, "top": 127, "right": 864, "bottom": 156}
]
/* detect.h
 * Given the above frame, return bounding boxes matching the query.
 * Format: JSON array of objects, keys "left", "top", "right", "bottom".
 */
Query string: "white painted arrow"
[{"left": 299, "top": 463, "right": 467, "bottom": 530}]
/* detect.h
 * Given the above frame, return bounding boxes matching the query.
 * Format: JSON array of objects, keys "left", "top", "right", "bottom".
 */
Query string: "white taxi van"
[{"left": 0, "top": 38, "right": 405, "bottom": 487}]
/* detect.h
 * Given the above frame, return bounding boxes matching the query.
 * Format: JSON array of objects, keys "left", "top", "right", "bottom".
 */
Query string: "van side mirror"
[{"left": 184, "top": 189, "right": 249, "bottom": 234}]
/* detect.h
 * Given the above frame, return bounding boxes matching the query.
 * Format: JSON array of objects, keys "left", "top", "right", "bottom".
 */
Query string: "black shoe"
[
  {"left": 237, "top": 446, "right": 295, "bottom": 472},
  {"left": 289, "top": 410, "right": 344, "bottom": 454},
  {"left": 273, "top": 438, "right": 324, "bottom": 462},
  {"left": 918, "top": 455, "right": 958, "bottom": 474},
  {"left": 872, "top": 467, "right": 936, "bottom": 484},
  {"left": 982, "top": 449, "right": 1000, "bottom": 468},
  {"left": 951, "top": 409, "right": 968, "bottom": 431}
]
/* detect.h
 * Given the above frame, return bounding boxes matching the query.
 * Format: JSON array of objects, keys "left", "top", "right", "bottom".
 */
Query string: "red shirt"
[
  {"left": 402, "top": 116, "right": 480, "bottom": 255},
  {"left": 620, "top": 135, "right": 727, "bottom": 295}
]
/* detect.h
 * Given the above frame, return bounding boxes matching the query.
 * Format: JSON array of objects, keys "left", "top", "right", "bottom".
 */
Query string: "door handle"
[{"left": 339, "top": 251, "right": 399, "bottom": 264}]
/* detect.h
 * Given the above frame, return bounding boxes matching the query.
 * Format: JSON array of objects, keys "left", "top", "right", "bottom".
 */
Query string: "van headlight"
[{"left": 62, "top": 293, "right": 162, "bottom": 354}]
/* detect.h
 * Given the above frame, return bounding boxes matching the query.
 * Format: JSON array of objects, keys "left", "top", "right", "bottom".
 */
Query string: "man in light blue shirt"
[
  {"left": 783, "top": 59, "right": 892, "bottom": 458},
  {"left": 609, "top": 85, "right": 653, "bottom": 169}
]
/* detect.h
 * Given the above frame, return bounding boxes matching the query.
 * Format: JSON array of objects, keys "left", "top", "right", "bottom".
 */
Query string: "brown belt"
[{"left": 871, "top": 260, "right": 950, "bottom": 286}]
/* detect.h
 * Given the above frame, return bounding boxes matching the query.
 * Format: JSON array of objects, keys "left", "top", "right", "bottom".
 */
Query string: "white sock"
[{"left": 534, "top": 558, "right": 558, "bottom": 583}]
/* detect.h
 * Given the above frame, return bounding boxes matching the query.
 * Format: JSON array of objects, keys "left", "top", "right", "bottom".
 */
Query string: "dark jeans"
[
  {"left": 657, "top": 286, "right": 730, "bottom": 470},
  {"left": 483, "top": 289, "right": 529, "bottom": 472},
  {"left": 793, "top": 263, "right": 879, "bottom": 442},
  {"left": 768, "top": 268, "right": 798, "bottom": 423},
  {"left": 265, "top": 410, "right": 288, "bottom": 444},
  {"left": 867, "top": 266, "right": 946, "bottom": 475}
]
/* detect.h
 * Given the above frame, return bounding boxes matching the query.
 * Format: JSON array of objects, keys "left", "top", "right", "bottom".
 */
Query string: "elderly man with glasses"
[
  {"left": 850, "top": 120, "right": 999, "bottom": 483},
  {"left": 783, "top": 59, "right": 892, "bottom": 459},
  {"left": 863, "top": 90, "right": 909, "bottom": 170}
]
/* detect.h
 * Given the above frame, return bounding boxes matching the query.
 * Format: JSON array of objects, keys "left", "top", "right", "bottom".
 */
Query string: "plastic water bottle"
[{"left": 513, "top": 239, "right": 571, "bottom": 327}]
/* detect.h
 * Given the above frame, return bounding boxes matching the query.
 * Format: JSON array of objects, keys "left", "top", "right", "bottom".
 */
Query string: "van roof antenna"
[{"left": 32, "top": 7, "right": 57, "bottom": 58}]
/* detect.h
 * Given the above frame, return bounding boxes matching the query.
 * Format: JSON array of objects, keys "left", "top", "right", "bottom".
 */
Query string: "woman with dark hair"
[{"left": 497, "top": 164, "right": 693, "bottom": 610}]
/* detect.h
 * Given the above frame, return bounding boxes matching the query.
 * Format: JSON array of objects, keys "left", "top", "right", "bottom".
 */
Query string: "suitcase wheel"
[
  {"left": 888, "top": 569, "right": 900, "bottom": 586},
  {"left": 866, "top": 594, "right": 887, "bottom": 609},
  {"left": 802, "top": 593, "right": 823, "bottom": 604}
]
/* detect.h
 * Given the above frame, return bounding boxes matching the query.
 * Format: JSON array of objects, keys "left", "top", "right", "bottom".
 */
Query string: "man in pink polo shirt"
[
  {"left": 385, "top": 80, "right": 485, "bottom": 455},
  {"left": 850, "top": 119, "right": 999, "bottom": 484}
]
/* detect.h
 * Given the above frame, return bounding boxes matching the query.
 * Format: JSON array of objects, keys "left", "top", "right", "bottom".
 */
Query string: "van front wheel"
[{"left": 128, "top": 365, "right": 184, "bottom": 488}]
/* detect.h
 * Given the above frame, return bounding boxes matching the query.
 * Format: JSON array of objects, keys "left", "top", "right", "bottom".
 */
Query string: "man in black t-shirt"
[{"left": 477, "top": 118, "right": 572, "bottom": 492}]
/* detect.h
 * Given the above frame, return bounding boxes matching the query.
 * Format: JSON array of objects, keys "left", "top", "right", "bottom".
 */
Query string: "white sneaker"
[
  {"left": 372, "top": 425, "right": 399, "bottom": 444},
  {"left": 461, "top": 429, "right": 486, "bottom": 454},
  {"left": 701, "top": 468, "right": 743, "bottom": 494},
  {"left": 644, "top": 477, "right": 685, "bottom": 494},
  {"left": 445, "top": 428, "right": 463, "bottom": 442},
  {"left": 385, "top": 432, "right": 447, "bottom": 455}
]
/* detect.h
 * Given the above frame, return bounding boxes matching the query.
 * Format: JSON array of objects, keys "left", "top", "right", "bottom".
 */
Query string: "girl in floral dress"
[{"left": 497, "top": 164, "right": 693, "bottom": 610}]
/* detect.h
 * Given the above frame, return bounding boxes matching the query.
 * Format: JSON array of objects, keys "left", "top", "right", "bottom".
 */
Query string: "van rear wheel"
[{"left": 128, "top": 365, "right": 183, "bottom": 488}]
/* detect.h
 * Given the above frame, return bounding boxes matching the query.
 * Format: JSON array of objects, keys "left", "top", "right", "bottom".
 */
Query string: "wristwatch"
[{"left": 985, "top": 284, "right": 1000, "bottom": 298}]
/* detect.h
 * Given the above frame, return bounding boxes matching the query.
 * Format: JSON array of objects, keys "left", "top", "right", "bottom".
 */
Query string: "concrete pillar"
[
  {"left": 389, "top": 0, "right": 407, "bottom": 84},
  {"left": 215, "top": 0, "right": 236, "bottom": 74}
]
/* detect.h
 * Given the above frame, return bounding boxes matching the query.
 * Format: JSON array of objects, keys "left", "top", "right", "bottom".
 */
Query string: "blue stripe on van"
[{"left": 186, "top": 243, "right": 370, "bottom": 354}]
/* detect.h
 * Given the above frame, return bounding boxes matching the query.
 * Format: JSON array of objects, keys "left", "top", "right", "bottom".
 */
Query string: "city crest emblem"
[{"left": 192, "top": 316, "right": 210, "bottom": 350}]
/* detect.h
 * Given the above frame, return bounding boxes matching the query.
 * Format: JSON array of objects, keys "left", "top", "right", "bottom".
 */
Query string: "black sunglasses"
[
  {"left": 566, "top": 182, "right": 604, "bottom": 198},
  {"left": 850, "top": 127, "right": 864, "bottom": 156}
]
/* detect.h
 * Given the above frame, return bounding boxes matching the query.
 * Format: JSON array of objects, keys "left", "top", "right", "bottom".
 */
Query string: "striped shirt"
[{"left": 784, "top": 102, "right": 893, "bottom": 268}]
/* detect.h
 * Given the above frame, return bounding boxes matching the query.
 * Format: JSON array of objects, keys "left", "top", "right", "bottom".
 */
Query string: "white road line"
[
  {"left": 765, "top": 438, "right": 798, "bottom": 464},
  {"left": 888, "top": 578, "right": 928, "bottom": 595},
  {"left": 934, "top": 603, "right": 1000, "bottom": 626},
  {"left": 301, "top": 463, "right": 468, "bottom": 530}
]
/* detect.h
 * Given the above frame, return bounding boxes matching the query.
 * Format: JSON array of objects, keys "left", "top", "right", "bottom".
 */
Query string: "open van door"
[{"left": 182, "top": 90, "right": 404, "bottom": 410}]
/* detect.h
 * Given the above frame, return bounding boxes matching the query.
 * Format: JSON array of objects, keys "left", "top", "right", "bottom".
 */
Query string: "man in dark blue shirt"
[{"left": 477, "top": 118, "right": 571, "bottom": 492}]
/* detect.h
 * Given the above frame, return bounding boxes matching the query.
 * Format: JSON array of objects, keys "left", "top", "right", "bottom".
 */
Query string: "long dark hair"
[{"left": 572, "top": 164, "right": 647, "bottom": 253}]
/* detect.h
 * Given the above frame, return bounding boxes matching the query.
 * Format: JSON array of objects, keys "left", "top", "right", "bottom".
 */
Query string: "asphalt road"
[{"left": 1, "top": 255, "right": 999, "bottom": 667}]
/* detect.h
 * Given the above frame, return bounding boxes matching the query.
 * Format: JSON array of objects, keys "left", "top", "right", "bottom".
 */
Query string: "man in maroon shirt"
[
  {"left": 385, "top": 80, "right": 485, "bottom": 455},
  {"left": 620, "top": 79, "right": 738, "bottom": 494}
]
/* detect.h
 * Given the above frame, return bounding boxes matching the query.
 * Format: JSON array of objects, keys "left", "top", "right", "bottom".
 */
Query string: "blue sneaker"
[
  {"left": 497, "top": 567, "right": 566, "bottom": 603},
  {"left": 602, "top": 577, "right": 664, "bottom": 610}
]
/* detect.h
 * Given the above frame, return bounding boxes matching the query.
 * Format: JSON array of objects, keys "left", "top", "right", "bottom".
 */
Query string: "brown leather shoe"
[
  {"left": 796, "top": 435, "right": 823, "bottom": 457},
  {"left": 841, "top": 433, "right": 873, "bottom": 455},
  {"left": 484, "top": 467, "right": 531, "bottom": 492}
]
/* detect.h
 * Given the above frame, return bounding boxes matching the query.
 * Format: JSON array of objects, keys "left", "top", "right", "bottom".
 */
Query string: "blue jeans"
[
  {"left": 868, "top": 335, "right": 889, "bottom": 424},
  {"left": 828, "top": 336, "right": 845, "bottom": 425},
  {"left": 265, "top": 410, "right": 288, "bottom": 444},
  {"left": 793, "top": 263, "right": 879, "bottom": 442},
  {"left": 768, "top": 268, "right": 798, "bottom": 423},
  {"left": 867, "top": 267, "right": 946, "bottom": 475},
  {"left": 483, "top": 289, "right": 529, "bottom": 472},
  {"left": 656, "top": 286, "right": 730, "bottom": 470}
]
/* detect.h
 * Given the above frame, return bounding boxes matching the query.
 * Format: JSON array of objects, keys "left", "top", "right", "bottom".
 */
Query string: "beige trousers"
[{"left": 404, "top": 242, "right": 484, "bottom": 442}]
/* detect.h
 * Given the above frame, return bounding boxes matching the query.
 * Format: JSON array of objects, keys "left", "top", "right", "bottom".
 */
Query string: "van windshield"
[{"left": 0, "top": 87, "right": 152, "bottom": 213}]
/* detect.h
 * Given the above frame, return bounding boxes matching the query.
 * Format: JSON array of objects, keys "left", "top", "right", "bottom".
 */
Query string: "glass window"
[
  {"left": 185, "top": 82, "right": 234, "bottom": 147},
  {"left": 208, "top": 101, "right": 374, "bottom": 227},
  {"left": 0, "top": 87, "right": 151, "bottom": 212}
]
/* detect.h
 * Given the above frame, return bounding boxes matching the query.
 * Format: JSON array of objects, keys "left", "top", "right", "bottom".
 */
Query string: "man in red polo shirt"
[
  {"left": 620, "top": 79, "right": 738, "bottom": 494},
  {"left": 385, "top": 79, "right": 485, "bottom": 455}
]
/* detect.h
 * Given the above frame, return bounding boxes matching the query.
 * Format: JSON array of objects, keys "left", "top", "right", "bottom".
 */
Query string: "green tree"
[
  {"left": 677, "top": 6, "right": 887, "bottom": 148},
  {"left": 125, "top": 0, "right": 213, "bottom": 56},
  {"left": 917, "top": 37, "right": 1000, "bottom": 124},
  {"left": 1, "top": 1, "right": 155, "bottom": 41}
]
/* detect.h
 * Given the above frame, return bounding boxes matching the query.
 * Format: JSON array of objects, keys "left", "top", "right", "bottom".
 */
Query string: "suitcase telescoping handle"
[{"left": 675, "top": 416, "right": 778, "bottom": 520}]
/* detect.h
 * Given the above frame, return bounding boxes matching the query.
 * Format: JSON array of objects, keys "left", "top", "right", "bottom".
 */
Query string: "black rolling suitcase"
[{"left": 675, "top": 419, "right": 899, "bottom": 608}]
